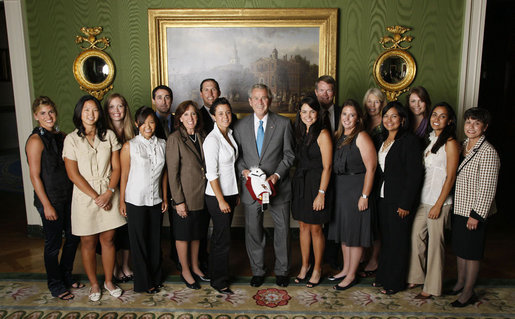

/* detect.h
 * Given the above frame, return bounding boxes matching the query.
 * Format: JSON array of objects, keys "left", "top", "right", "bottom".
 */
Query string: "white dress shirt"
[
  {"left": 253, "top": 113, "right": 269, "bottom": 139},
  {"left": 203, "top": 124, "right": 239, "bottom": 196},
  {"left": 125, "top": 134, "right": 166, "bottom": 206}
]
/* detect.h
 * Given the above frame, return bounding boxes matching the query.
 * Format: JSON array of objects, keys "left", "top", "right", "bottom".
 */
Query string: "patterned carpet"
[{"left": 0, "top": 276, "right": 514, "bottom": 319}]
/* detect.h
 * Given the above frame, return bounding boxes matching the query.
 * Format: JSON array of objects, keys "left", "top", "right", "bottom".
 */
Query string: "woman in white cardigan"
[{"left": 203, "top": 97, "right": 240, "bottom": 295}]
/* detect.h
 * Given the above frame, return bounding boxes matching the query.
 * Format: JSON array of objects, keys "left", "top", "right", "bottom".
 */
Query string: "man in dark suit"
[
  {"left": 199, "top": 78, "right": 237, "bottom": 134},
  {"left": 151, "top": 85, "right": 179, "bottom": 269},
  {"left": 315, "top": 75, "right": 341, "bottom": 133},
  {"left": 153, "top": 85, "right": 174, "bottom": 139},
  {"left": 233, "top": 84, "right": 295, "bottom": 288},
  {"left": 314, "top": 75, "right": 342, "bottom": 271}
]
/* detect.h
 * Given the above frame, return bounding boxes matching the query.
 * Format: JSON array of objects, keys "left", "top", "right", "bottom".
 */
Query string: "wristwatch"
[
  {"left": 108, "top": 187, "right": 116, "bottom": 193},
  {"left": 361, "top": 194, "right": 368, "bottom": 199}
]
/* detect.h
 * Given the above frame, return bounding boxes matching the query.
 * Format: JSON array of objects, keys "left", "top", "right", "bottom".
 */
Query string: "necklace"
[
  {"left": 188, "top": 134, "right": 197, "bottom": 143},
  {"left": 381, "top": 139, "right": 394, "bottom": 152}
]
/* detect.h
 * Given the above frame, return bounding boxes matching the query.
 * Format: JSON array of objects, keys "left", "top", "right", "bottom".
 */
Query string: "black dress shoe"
[
  {"left": 328, "top": 275, "right": 346, "bottom": 281},
  {"left": 146, "top": 287, "right": 160, "bottom": 294},
  {"left": 451, "top": 294, "right": 477, "bottom": 307},
  {"left": 276, "top": 276, "right": 289, "bottom": 287},
  {"left": 444, "top": 287, "right": 463, "bottom": 295},
  {"left": 333, "top": 278, "right": 358, "bottom": 291},
  {"left": 250, "top": 276, "right": 265, "bottom": 287},
  {"left": 180, "top": 274, "right": 200, "bottom": 290},
  {"left": 193, "top": 273, "right": 211, "bottom": 282},
  {"left": 214, "top": 287, "right": 234, "bottom": 295}
]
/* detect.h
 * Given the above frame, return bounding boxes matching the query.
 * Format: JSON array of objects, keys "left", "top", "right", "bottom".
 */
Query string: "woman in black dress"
[
  {"left": 26, "top": 96, "right": 81, "bottom": 300},
  {"left": 328, "top": 99, "right": 377, "bottom": 290},
  {"left": 292, "top": 96, "right": 333, "bottom": 288}
]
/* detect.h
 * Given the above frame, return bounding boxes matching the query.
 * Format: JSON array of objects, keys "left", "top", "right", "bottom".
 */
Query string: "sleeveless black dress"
[
  {"left": 328, "top": 136, "right": 372, "bottom": 247},
  {"left": 291, "top": 137, "right": 331, "bottom": 224},
  {"left": 29, "top": 127, "right": 73, "bottom": 209}
]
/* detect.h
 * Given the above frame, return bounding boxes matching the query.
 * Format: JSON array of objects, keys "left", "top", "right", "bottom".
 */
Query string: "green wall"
[{"left": 25, "top": 0, "right": 465, "bottom": 133}]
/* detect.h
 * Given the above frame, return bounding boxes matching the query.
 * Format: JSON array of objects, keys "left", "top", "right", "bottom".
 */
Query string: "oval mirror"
[
  {"left": 73, "top": 49, "right": 115, "bottom": 100},
  {"left": 83, "top": 56, "right": 109, "bottom": 84},
  {"left": 373, "top": 49, "right": 416, "bottom": 101}
]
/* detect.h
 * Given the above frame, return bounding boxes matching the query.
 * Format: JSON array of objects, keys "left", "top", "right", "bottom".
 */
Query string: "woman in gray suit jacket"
[{"left": 166, "top": 100, "right": 209, "bottom": 290}]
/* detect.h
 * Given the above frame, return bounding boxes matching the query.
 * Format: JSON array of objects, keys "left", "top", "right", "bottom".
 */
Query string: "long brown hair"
[
  {"left": 334, "top": 99, "right": 365, "bottom": 148},
  {"left": 174, "top": 100, "right": 203, "bottom": 133},
  {"left": 103, "top": 93, "right": 135, "bottom": 144}
]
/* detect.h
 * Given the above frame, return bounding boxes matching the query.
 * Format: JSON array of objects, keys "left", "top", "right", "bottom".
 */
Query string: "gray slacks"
[{"left": 244, "top": 201, "right": 290, "bottom": 276}]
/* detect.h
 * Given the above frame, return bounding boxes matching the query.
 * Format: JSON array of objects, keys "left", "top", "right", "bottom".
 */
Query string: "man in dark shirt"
[{"left": 199, "top": 78, "right": 237, "bottom": 134}]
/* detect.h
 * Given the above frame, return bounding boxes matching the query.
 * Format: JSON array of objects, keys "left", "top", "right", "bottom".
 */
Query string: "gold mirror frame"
[
  {"left": 73, "top": 49, "right": 115, "bottom": 100},
  {"left": 73, "top": 27, "right": 114, "bottom": 100},
  {"left": 373, "top": 49, "right": 416, "bottom": 101},
  {"left": 373, "top": 26, "right": 416, "bottom": 101}
]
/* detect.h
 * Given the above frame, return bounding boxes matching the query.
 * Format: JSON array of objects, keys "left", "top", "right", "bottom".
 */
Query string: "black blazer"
[
  {"left": 154, "top": 112, "right": 174, "bottom": 140},
  {"left": 379, "top": 132, "right": 423, "bottom": 211}
]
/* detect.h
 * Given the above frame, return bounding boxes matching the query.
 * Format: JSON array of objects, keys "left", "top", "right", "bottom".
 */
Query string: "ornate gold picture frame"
[{"left": 148, "top": 8, "right": 337, "bottom": 114}]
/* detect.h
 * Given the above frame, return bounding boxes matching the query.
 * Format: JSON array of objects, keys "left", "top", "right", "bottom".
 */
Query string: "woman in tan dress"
[{"left": 63, "top": 95, "right": 127, "bottom": 301}]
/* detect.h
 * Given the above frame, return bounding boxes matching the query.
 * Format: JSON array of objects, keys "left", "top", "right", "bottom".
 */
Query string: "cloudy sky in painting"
[{"left": 166, "top": 27, "right": 319, "bottom": 75}]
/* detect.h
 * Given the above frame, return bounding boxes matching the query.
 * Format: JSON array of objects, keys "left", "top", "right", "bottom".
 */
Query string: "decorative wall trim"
[
  {"left": 458, "top": 0, "right": 487, "bottom": 138},
  {"left": 4, "top": 0, "right": 41, "bottom": 226}
]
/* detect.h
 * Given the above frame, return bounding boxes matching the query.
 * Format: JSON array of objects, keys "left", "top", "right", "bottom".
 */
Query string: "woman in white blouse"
[
  {"left": 119, "top": 106, "right": 168, "bottom": 294},
  {"left": 407, "top": 102, "right": 459, "bottom": 299},
  {"left": 203, "top": 97, "right": 239, "bottom": 295}
]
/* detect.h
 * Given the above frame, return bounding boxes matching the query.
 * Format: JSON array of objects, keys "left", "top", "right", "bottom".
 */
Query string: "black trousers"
[
  {"left": 205, "top": 194, "right": 238, "bottom": 290},
  {"left": 376, "top": 198, "right": 414, "bottom": 292},
  {"left": 37, "top": 201, "right": 80, "bottom": 297},
  {"left": 127, "top": 202, "right": 163, "bottom": 292}
]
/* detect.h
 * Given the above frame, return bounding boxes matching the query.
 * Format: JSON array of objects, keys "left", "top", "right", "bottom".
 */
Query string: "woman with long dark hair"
[
  {"left": 374, "top": 101, "right": 423, "bottom": 295},
  {"left": 291, "top": 96, "right": 333, "bottom": 288},
  {"left": 449, "top": 108, "right": 500, "bottom": 307},
  {"left": 63, "top": 95, "right": 126, "bottom": 301},
  {"left": 407, "top": 102, "right": 459, "bottom": 299},
  {"left": 26, "top": 96, "right": 81, "bottom": 300},
  {"left": 406, "top": 86, "right": 431, "bottom": 138},
  {"left": 328, "top": 99, "right": 376, "bottom": 290}
]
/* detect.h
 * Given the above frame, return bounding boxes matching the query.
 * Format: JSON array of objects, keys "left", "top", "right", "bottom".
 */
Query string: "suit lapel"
[
  {"left": 260, "top": 112, "right": 276, "bottom": 158},
  {"left": 245, "top": 115, "right": 259, "bottom": 158},
  {"left": 180, "top": 128, "right": 204, "bottom": 164}
]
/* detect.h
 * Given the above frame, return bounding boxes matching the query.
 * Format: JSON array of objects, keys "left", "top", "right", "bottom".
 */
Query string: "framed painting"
[{"left": 148, "top": 8, "right": 338, "bottom": 114}]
